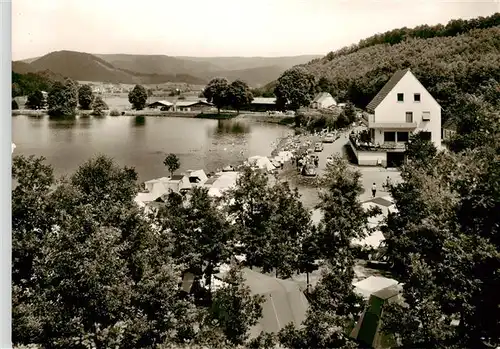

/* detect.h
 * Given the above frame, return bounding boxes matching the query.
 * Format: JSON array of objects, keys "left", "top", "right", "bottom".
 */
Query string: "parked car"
[
  {"left": 301, "top": 164, "right": 317, "bottom": 177},
  {"left": 314, "top": 142, "right": 323, "bottom": 152},
  {"left": 323, "top": 133, "right": 335, "bottom": 143}
]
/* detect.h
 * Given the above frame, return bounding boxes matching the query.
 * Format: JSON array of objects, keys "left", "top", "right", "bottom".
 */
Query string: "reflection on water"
[
  {"left": 133, "top": 116, "right": 146, "bottom": 127},
  {"left": 12, "top": 114, "right": 293, "bottom": 181},
  {"left": 213, "top": 120, "right": 250, "bottom": 135},
  {"left": 48, "top": 118, "right": 76, "bottom": 129}
]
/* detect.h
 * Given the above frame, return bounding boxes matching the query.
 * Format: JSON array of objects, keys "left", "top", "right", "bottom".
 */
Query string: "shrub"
[{"left": 110, "top": 109, "right": 120, "bottom": 116}]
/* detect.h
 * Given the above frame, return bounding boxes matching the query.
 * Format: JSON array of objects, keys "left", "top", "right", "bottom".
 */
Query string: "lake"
[{"left": 12, "top": 115, "right": 293, "bottom": 182}]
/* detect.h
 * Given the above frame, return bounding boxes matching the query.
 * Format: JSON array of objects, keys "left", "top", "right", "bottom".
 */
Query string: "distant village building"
[
  {"left": 243, "top": 97, "right": 277, "bottom": 112},
  {"left": 148, "top": 100, "right": 173, "bottom": 110},
  {"left": 173, "top": 100, "right": 213, "bottom": 112},
  {"left": 310, "top": 92, "right": 337, "bottom": 109},
  {"left": 349, "top": 68, "right": 442, "bottom": 168}
]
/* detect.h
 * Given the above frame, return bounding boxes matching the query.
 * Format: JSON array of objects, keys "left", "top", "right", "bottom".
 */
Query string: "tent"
[
  {"left": 213, "top": 268, "right": 309, "bottom": 338},
  {"left": 247, "top": 156, "right": 276, "bottom": 172},
  {"left": 350, "top": 285, "right": 401, "bottom": 348},
  {"left": 353, "top": 276, "right": 399, "bottom": 300}
]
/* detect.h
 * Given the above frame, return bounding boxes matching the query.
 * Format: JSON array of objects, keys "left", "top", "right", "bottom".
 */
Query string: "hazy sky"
[{"left": 12, "top": 0, "right": 500, "bottom": 60}]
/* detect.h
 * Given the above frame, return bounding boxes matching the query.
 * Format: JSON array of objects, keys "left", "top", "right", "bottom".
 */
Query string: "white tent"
[
  {"left": 353, "top": 276, "right": 399, "bottom": 300},
  {"left": 248, "top": 156, "right": 275, "bottom": 172}
]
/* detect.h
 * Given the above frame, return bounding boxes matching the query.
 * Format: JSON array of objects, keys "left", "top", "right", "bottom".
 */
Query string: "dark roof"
[
  {"left": 372, "top": 285, "right": 400, "bottom": 300},
  {"left": 366, "top": 69, "right": 410, "bottom": 112},
  {"left": 171, "top": 175, "right": 185, "bottom": 181}
]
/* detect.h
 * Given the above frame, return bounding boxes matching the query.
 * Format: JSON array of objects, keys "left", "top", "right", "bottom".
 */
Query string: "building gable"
[{"left": 367, "top": 69, "right": 441, "bottom": 113}]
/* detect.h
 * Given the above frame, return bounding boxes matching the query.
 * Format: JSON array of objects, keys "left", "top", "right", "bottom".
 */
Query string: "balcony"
[
  {"left": 365, "top": 114, "right": 417, "bottom": 129},
  {"left": 349, "top": 133, "right": 406, "bottom": 153}
]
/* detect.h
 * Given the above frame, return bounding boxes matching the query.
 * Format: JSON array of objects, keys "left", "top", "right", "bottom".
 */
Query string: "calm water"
[{"left": 12, "top": 115, "right": 293, "bottom": 182}]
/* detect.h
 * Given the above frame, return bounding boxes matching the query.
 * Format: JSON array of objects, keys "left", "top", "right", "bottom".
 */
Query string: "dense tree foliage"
[
  {"left": 25, "top": 90, "right": 45, "bottom": 110},
  {"left": 266, "top": 16, "right": 500, "bottom": 126},
  {"left": 203, "top": 78, "right": 230, "bottom": 113},
  {"left": 381, "top": 102, "right": 500, "bottom": 347},
  {"left": 12, "top": 155, "right": 268, "bottom": 348},
  {"left": 12, "top": 71, "right": 54, "bottom": 97},
  {"left": 321, "top": 13, "right": 499, "bottom": 61},
  {"left": 227, "top": 80, "right": 254, "bottom": 114},
  {"left": 128, "top": 84, "right": 148, "bottom": 110},
  {"left": 78, "top": 84, "right": 94, "bottom": 110},
  {"left": 91, "top": 96, "right": 109, "bottom": 116},
  {"left": 226, "top": 167, "right": 315, "bottom": 278},
  {"left": 278, "top": 157, "right": 379, "bottom": 348},
  {"left": 274, "top": 67, "right": 316, "bottom": 111},
  {"left": 47, "top": 78, "right": 78, "bottom": 117}
]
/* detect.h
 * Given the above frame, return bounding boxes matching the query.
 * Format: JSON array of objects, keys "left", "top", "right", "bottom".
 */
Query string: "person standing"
[{"left": 371, "top": 183, "right": 377, "bottom": 198}]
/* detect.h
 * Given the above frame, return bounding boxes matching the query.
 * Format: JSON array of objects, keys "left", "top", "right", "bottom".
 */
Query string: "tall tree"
[
  {"left": 203, "top": 78, "right": 229, "bottom": 114},
  {"left": 163, "top": 153, "right": 180, "bottom": 177},
  {"left": 227, "top": 80, "right": 254, "bottom": 114},
  {"left": 78, "top": 84, "right": 94, "bottom": 110},
  {"left": 157, "top": 186, "right": 233, "bottom": 288},
  {"left": 274, "top": 67, "right": 316, "bottom": 111},
  {"left": 91, "top": 96, "right": 109, "bottom": 116},
  {"left": 47, "top": 79, "right": 78, "bottom": 117},
  {"left": 128, "top": 84, "right": 148, "bottom": 110},
  {"left": 25, "top": 90, "right": 45, "bottom": 110},
  {"left": 262, "top": 181, "right": 313, "bottom": 278},
  {"left": 279, "top": 156, "right": 379, "bottom": 348},
  {"left": 382, "top": 122, "right": 500, "bottom": 347}
]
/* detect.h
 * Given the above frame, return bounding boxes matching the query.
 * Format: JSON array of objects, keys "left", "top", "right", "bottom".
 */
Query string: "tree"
[
  {"left": 262, "top": 181, "right": 313, "bottom": 278},
  {"left": 274, "top": 67, "right": 316, "bottom": 111},
  {"left": 208, "top": 266, "right": 264, "bottom": 346},
  {"left": 157, "top": 186, "right": 233, "bottom": 290},
  {"left": 47, "top": 79, "right": 78, "bottom": 117},
  {"left": 163, "top": 153, "right": 180, "bottom": 177},
  {"left": 227, "top": 80, "right": 254, "bottom": 114},
  {"left": 128, "top": 84, "right": 148, "bottom": 110},
  {"left": 203, "top": 78, "right": 229, "bottom": 113},
  {"left": 12, "top": 155, "right": 204, "bottom": 348},
  {"left": 78, "top": 84, "right": 94, "bottom": 110},
  {"left": 405, "top": 130, "right": 438, "bottom": 165},
  {"left": 381, "top": 124, "right": 500, "bottom": 348},
  {"left": 91, "top": 96, "right": 109, "bottom": 116},
  {"left": 25, "top": 90, "right": 45, "bottom": 110},
  {"left": 12, "top": 99, "right": 19, "bottom": 110},
  {"left": 279, "top": 156, "right": 380, "bottom": 348},
  {"left": 317, "top": 76, "right": 333, "bottom": 94}
]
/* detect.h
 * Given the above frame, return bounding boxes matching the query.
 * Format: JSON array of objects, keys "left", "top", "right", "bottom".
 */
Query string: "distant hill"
[
  {"left": 14, "top": 50, "right": 207, "bottom": 85},
  {"left": 174, "top": 55, "right": 323, "bottom": 71},
  {"left": 260, "top": 13, "right": 500, "bottom": 122},
  {"left": 15, "top": 51, "right": 321, "bottom": 87}
]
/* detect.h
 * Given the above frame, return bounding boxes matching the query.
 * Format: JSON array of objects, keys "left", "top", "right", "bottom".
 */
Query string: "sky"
[{"left": 11, "top": 0, "right": 500, "bottom": 60}]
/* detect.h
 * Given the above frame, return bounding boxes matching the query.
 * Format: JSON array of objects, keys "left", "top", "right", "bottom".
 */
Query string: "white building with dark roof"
[
  {"left": 310, "top": 92, "right": 337, "bottom": 109},
  {"left": 350, "top": 69, "right": 442, "bottom": 167}
]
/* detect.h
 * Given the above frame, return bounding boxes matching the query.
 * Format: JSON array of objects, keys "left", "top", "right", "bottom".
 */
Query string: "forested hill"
[{"left": 267, "top": 13, "right": 500, "bottom": 123}]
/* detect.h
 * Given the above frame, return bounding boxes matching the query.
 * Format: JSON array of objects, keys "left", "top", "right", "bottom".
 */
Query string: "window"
[
  {"left": 397, "top": 132, "right": 409, "bottom": 142},
  {"left": 420, "top": 131, "right": 432, "bottom": 141},
  {"left": 384, "top": 132, "right": 396, "bottom": 142},
  {"left": 397, "top": 93, "right": 404, "bottom": 102},
  {"left": 414, "top": 93, "right": 421, "bottom": 102},
  {"left": 405, "top": 112, "right": 413, "bottom": 123},
  {"left": 422, "top": 111, "right": 430, "bottom": 121}
]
